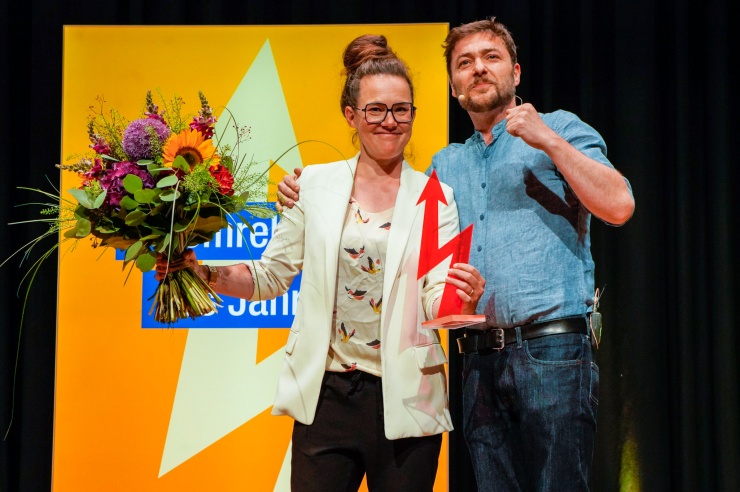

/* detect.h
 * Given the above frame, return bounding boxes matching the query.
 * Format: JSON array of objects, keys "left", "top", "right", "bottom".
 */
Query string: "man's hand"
[
  {"left": 505, "top": 103, "right": 559, "bottom": 151},
  {"left": 276, "top": 167, "right": 302, "bottom": 213},
  {"left": 505, "top": 102, "right": 635, "bottom": 225}
]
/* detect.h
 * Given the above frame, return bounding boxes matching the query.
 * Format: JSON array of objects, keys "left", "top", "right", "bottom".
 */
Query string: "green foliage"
[
  {"left": 158, "top": 90, "right": 189, "bottom": 135},
  {"left": 88, "top": 97, "right": 129, "bottom": 161}
]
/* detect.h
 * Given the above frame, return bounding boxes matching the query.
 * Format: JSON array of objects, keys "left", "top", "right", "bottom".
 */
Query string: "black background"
[{"left": 1, "top": 1, "right": 738, "bottom": 491}]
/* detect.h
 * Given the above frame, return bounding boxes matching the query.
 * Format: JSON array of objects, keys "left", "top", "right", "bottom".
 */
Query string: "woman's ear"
[{"left": 345, "top": 105, "right": 357, "bottom": 128}]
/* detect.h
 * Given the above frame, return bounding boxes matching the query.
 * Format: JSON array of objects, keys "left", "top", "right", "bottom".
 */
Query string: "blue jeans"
[{"left": 462, "top": 331, "right": 599, "bottom": 491}]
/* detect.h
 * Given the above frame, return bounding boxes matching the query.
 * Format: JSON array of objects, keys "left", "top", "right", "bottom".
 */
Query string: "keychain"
[{"left": 590, "top": 286, "right": 604, "bottom": 348}]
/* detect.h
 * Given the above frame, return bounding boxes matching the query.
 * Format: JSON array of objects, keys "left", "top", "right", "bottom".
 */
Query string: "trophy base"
[{"left": 422, "top": 314, "right": 487, "bottom": 329}]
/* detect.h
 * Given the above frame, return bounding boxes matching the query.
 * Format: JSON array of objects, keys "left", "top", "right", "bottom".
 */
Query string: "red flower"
[{"left": 210, "top": 164, "right": 234, "bottom": 195}]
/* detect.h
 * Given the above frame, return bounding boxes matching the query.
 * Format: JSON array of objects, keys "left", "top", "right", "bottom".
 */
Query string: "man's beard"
[{"left": 458, "top": 74, "right": 516, "bottom": 113}]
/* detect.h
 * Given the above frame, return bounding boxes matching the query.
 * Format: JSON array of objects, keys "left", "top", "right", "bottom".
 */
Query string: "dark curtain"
[{"left": 1, "top": 1, "right": 737, "bottom": 491}]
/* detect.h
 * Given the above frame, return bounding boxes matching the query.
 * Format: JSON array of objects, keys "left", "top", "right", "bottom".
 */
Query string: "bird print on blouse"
[
  {"left": 369, "top": 297, "right": 382, "bottom": 314},
  {"left": 338, "top": 322, "right": 356, "bottom": 342},
  {"left": 345, "top": 287, "right": 367, "bottom": 300},
  {"left": 354, "top": 208, "right": 370, "bottom": 224},
  {"left": 343, "top": 246, "right": 365, "bottom": 259},
  {"left": 360, "top": 257, "right": 381, "bottom": 275},
  {"left": 328, "top": 198, "right": 393, "bottom": 376}
]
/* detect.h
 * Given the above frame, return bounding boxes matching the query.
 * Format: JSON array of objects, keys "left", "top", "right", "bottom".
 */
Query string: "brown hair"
[
  {"left": 442, "top": 17, "right": 518, "bottom": 77},
  {"left": 340, "top": 34, "right": 414, "bottom": 113}
]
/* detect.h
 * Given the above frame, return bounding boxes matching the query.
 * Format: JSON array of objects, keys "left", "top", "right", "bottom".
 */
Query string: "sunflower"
[{"left": 162, "top": 129, "right": 220, "bottom": 169}]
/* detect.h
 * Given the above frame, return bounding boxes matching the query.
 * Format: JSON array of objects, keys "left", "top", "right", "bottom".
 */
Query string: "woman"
[{"left": 157, "top": 34, "right": 484, "bottom": 491}]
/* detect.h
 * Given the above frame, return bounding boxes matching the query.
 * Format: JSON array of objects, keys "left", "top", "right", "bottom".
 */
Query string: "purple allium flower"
[
  {"left": 122, "top": 118, "right": 170, "bottom": 162},
  {"left": 98, "top": 161, "right": 157, "bottom": 208}
]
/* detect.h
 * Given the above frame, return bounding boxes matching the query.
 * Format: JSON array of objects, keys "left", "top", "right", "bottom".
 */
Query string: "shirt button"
[
  {"left": 477, "top": 245, "right": 482, "bottom": 252},
  {"left": 481, "top": 183, "right": 486, "bottom": 188},
  {"left": 479, "top": 214, "right": 485, "bottom": 220}
]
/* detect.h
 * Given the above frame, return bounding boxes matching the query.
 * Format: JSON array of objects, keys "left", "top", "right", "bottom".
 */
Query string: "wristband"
[{"left": 207, "top": 265, "right": 219, "bottom": 287}]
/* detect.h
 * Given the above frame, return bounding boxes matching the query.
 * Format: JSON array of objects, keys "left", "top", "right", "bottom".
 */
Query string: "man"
[{"left": 278, "top": 18, "right": 634, "bottom": 491}]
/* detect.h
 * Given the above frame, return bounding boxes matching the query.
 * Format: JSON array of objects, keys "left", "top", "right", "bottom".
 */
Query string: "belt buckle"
[{"left": 487, "top": 328, "right": 505, "bottom": 351}]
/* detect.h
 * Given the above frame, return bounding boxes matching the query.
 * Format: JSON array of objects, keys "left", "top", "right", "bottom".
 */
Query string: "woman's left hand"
[
  {"left": 154, "top": 249, "right": 201, "bottom": 282},
  {"left": 447, "top": 263, "right": 486, "bottom": 315}
]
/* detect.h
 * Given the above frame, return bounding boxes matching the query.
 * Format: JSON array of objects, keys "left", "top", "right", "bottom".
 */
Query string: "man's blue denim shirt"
[{"left": 428, "top": 110, "right": 633, "bottom": 328}]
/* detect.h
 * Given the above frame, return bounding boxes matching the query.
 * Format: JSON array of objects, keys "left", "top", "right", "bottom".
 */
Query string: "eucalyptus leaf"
[
  {"left": 92, "top": 190, "right": 108, "bottom": 209},
  {"left": 68, "top": 188, "right": 95, "bottom": 209},
  {"left": 95, "top": 224, "right": 120, "bottom": 234},
  {"left": 135, "top": 252, "right": 157, "bottom": 272},
  {"left": 75, "top": 218, "right": 91, "bottom": 237},
  {"left": 120, "top": 196, "right": 139, "bottom": 210},
  {"left": 134, "top": 188, "right": 158, "bottom": 204},
  {"left": 137, "top": 159, "right": 153, "bottom": 166},
  {"left": 125, "top": 241, "right": 144, "bottom": 262},
  {"left": 74, "top": 205, "right": 89, "bottom": 220},
  {"left": 157, "top": 175, "right": 179, "bottom": 188},
  {"left": 157, "top": 233, "right": 171, "bottom": 252},
  {"left": 160, "top": 189, "right": 181, "bottom": 202},
  {"left": 173, "top": 155, "right": 191, "bottom": 174},
  {"left": 123, "top": 174, "right": 143, "bottom": 193},
  {"left": 125, "top": 210, "right": 147, "bottom": 226}
]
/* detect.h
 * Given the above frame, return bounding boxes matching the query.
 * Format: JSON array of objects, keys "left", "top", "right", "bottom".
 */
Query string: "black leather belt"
[{"left": 457, "top": 316, "right": 589, "bottom": 354}]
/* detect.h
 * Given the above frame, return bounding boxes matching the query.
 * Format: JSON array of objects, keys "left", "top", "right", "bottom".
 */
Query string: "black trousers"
[{"left": 291, "top": 371, "right": 442, "bottom": 492}]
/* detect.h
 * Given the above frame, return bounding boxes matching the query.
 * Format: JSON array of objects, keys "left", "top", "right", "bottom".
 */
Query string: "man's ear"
[
  {"left": 450, "top": 79, "right": 459, "bottom": 99},
  {"left": 513, "top": 63, "right": 521, "bottom": 87}
]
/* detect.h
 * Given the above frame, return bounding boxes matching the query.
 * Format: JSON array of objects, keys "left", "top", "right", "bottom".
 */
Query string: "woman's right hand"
[{"left": 154, "top": 249, "right": 200, "bottom": 281}]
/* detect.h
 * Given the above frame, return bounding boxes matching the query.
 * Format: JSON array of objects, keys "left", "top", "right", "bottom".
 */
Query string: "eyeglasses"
[{"left": 354, "top": 102, "right": 416, "bottom": 124}]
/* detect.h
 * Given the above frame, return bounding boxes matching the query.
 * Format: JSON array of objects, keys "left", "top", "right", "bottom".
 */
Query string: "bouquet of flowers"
[{"left": 50, "top": 90, "right": 274, "bottom": 324}]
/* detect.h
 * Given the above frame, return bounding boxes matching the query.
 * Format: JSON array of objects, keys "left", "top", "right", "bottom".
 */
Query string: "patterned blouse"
[{"left": 326, "top": 197, "right": 393, "bottom": 376}]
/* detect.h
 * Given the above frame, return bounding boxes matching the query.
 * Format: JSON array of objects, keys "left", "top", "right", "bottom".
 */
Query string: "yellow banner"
[{"left": 55, "top": 24, "right": 449, "bottom": 491}]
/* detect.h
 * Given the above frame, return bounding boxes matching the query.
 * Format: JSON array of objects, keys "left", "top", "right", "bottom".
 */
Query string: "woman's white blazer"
[{"left": 248, "top": 155, "right": 459, "bottom": 439}]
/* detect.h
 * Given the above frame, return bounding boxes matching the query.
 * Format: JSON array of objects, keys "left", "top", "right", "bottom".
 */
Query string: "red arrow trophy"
[{"left": 417, "top": 171, "right": 486, "bottom": 329}]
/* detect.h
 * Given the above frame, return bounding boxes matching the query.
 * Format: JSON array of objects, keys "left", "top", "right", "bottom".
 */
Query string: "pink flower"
[
  {"left": 98, "top": 161, "right": 157, "bottom": 208},
  {"left": 189, "top": 116, "right": 216, "bottom": 139},
  {"left": 189, "top": 91, "right": 216, "bottom": 139},
  {"left": 83, "top": 158, "right": 104, "bottom": 185},
  {"left": 87, "top": 120, "right": 111, "bottom": 156}
]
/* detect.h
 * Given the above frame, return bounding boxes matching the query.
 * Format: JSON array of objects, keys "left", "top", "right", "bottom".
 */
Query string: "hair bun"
[
  {"left": 343, "top": 34, "right": 395, "bottom": 75},
  {"left": 339, "top": 34, "right": 413, "bottom": 114}
]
